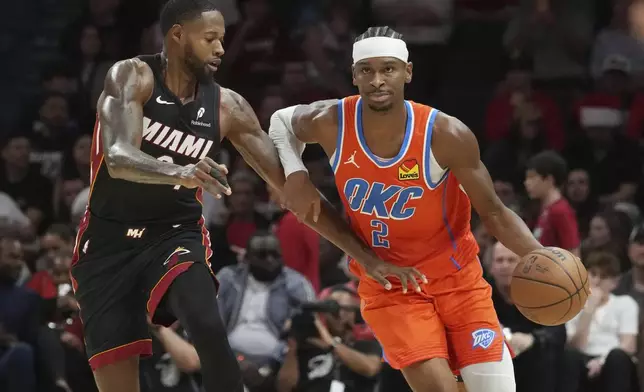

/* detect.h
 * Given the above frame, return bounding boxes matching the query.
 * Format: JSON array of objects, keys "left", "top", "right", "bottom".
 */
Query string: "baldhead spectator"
[
  {"left": 488, "top": 241, "right": 565, "bottom": 392},
  {"left": 217, "top": 230, "right": 315, "bottom": 391}
]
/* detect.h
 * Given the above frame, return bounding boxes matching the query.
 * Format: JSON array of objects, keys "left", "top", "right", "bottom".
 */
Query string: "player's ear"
[
  {"left": 405, "top": 62, "right": 413, "bottom": 84},
  {"left": 351, "top": 65, "right": 357, "bottom": 86},
  {"left": 170, "top": 24, "right": 183, "bottom": 45}
]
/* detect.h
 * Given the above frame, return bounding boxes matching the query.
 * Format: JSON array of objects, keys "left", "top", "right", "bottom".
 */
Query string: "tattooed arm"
[
  {"left": 221, "top": 88, "right": 376, "bottom": 262},
  {"left": 98, "top": 59, "right": 229, "bottom": 195}
]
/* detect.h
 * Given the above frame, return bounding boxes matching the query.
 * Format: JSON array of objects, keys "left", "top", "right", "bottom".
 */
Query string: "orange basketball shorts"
[{"left": 358, "top": 259, "right": 504, "bottom": 370}]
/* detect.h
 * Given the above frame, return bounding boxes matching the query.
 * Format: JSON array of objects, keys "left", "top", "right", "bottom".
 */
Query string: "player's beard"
[{"left": 183, "top": 43, "right": 210, "bottom": 83}]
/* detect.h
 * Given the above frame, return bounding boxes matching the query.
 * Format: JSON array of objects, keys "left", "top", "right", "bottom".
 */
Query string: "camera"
[{"left": 289, "top": 300, "right": 361, "bottom": 344}]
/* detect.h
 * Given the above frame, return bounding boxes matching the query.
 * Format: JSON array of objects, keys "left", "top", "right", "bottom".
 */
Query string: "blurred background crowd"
[{"left": 2, "top": 0, "right": 644, "bottom": 391}]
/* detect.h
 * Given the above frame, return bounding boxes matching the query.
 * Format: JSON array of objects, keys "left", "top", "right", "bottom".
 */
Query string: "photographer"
[{"left": 277, "top": 286, "right": 382, "bottom": 392}]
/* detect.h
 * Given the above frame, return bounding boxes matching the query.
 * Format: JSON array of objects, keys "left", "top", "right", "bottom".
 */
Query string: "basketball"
[{"left": 510, "top": 247, "right": 589, "bottom": 326}]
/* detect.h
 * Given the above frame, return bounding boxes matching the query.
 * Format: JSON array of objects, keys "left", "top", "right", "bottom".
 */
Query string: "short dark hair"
[
  {"left": 585, "top": 251, "right": 621, "bottom": 278},
  {"left": 44, "top": 224, "right": 75, "bottom": 243},
  {"left": 159, "top": 0, "right": 219, "bottom": 36},
  {"left": 526, "top": 150, "right": 568, "bottom": 187},
  {"left": 355, "top": 26, "right": 403, "bottom": 43}
]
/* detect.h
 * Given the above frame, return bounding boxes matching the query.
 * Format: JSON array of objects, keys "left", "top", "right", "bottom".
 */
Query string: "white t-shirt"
[
  {"left": 228, "top": 276, "right": 280, "bottom": 357},
  {"left": 566, "top": 294, "right": 639, "bottom": 357}
]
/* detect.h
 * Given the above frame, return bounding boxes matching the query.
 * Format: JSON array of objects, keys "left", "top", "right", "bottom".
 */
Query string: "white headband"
[{"left": 352, "top": 37, "right": 409, "bottom": 65}]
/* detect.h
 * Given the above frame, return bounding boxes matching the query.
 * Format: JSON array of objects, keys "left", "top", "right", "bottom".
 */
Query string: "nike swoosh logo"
[
  {"left": 163, "top": 248, "right": 191, "bottom": 265},
  {"left": 156, "top": 96, "right": 174, "bottom": 105}
]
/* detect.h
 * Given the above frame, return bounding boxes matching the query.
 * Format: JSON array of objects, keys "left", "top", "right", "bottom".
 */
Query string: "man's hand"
[
  {"left": 283, "top": 171, "right": 321, "bottom": 222},
  {"left": 363, "top": 258, "right": 427, "bottom": 293},
  {"left": 585, "top": 287, "right": 604, "bottom": 312},
  {"left": 307, "top": 316, "right": 335, "bottom": 349},
  {"left": 586, "top": 357, "right": 604, "bottom": 378},
  {"left": 179, "top": 157, "right": 231, "bottom": 198}
]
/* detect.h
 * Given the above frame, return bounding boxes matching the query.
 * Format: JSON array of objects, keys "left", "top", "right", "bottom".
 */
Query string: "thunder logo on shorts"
[{"left": 471, "top": 328, "right": 496, "bottom": 350}]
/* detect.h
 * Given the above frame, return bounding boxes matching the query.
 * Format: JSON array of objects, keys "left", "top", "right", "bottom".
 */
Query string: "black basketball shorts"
[{"left": 70, "top": 213, "right": 217, "bottom": 370}]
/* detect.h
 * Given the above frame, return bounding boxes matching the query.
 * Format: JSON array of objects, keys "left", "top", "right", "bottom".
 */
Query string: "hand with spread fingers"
[{"left": 179, "top": 157, "right": 231, "bottom": 198}]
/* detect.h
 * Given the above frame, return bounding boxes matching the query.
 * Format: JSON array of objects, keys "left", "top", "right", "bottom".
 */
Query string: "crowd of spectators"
[{"left": 3, "top": 0, "right": 644, "bottom": 391}]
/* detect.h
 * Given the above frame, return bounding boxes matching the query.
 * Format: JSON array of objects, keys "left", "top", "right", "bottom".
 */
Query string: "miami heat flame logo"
[{"left": 398, "top": 159, "right": 420, "bottom": 181}]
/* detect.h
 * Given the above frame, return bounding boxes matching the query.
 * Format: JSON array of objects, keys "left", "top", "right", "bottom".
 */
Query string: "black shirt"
[
  {"left": 295, "top": 338, "right": 382, "bottom": 392},
  {"left": 88, "top": 54, "right": 221, "bottom": 224}
]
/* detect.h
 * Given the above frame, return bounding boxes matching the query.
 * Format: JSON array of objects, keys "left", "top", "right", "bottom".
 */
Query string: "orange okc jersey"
[{"left": 331, "top": 96, "right": 478, "bottom": 281}]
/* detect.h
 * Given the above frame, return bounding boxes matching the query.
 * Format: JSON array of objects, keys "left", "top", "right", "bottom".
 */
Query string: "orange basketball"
[{"left": 510, "top": 247, "right": 589, "bottom": 326}]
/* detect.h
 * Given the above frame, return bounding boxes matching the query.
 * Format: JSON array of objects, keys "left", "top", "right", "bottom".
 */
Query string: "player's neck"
[
  {"left": 164, "top": 58, "right": 198, "bottom": 101},
  {"left": 540, "top": 188, "right": 561, "bottom": 209},
  {"left": 361, "top": 101, "right": 407, "bottom": 135}
]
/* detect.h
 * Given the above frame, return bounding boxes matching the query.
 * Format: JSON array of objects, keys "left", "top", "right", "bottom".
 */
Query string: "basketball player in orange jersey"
[{"left": 269, "top": 26, "right": 547, "bottom": 392}]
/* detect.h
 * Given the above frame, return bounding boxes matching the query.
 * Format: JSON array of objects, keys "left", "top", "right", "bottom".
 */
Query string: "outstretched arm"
[
  {"left": 98, "top": 59, "right": 183, "bottom": 185},
  {"left": 432, "top": 113, "right": 542, "bottom": 257},
  {"left": 222, "top": 90, "right": 376, "bottom": 263}
]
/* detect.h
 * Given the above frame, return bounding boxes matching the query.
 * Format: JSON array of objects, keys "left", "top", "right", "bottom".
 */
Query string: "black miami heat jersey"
[{"left": 88, "top": 54, "right": 221, "bottom": 225}]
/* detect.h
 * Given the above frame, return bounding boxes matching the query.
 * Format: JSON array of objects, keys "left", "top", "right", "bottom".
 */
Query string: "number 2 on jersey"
[
  {"left": 370, "top": 219, "right": 390, "bottom": 248},
  {"left": 157, "top": 155, "right": 181, "bottom": 190}
]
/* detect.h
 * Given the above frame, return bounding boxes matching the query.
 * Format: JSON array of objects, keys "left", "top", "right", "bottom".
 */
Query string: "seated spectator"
[
  {"left": 566, "top": 251, "right": 638, "bottom": 392},
  {"left": 277, "top": 285, "right": 381, "bottom": 392},
  {"left": 488, "top": 241, "right": 566, "bottom": 392},
  {"left": 219, "top": 0, "right": 282, "bottom": 102},
  {"left": 0, "top": 134, "right": 53, "bottom": 233},
  {"left": 210, "top": 172, "right": 270, "bottom": 271},
  {"left": 565, "top": 168, "right": 598, "bottom": 238},
  {"left": 217, "top": 230, "right": 315, "bottom": 391},
  {"left": 25, "top": 93, "right": 80, "bottom": 181},
  {"left": 590, "top": 0, "right": 644, "bottom": 84},
  {"left": 615, "top": 223, "right": 644, "bottom": 389},
  {"left": 0, "top": 236, "right": 38, "bottom": 392},
  {"left": 581, "top": 210, "right": 630, "bottom": 271},
  {"left": 267, "top": 184, "right": 321, "bottom": 291},
  {"left": 299, "top": 0, "right": 357, "bottom": 97},
  {"left": 564, "top": 105, "right": 641, "bottom": 204},
  {"left": 503, "top": 0, "right": 593, "bottom": 84},
  {"left": 484, "top": 57, "right": 564, "bottom": 150},
  {"left": 524, "top": 151, "right": 580, "bottom": 255}
]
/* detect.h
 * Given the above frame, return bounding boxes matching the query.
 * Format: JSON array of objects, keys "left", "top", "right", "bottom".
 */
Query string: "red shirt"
[
  {"left": 25, "top": 271, "right": 57, "bottom": 299},
  {"left": 533, "top": 198, "right": 580, "bottom": 250},
  {"left": 485, "top": 91, "right": 565, "bottom": 150},
  {"left": 274, "top": 212, "right": 320, "bottom": 291}
]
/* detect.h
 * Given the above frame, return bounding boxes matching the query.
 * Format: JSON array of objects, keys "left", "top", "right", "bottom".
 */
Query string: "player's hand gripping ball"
[{"left": 510, "top": 247, "right": 589, "bottom": 326}]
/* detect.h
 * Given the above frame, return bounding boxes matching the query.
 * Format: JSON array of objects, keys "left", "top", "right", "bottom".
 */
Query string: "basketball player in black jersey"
[{"left": 70, "top": 1, "right": 426, "bottom": 392}]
